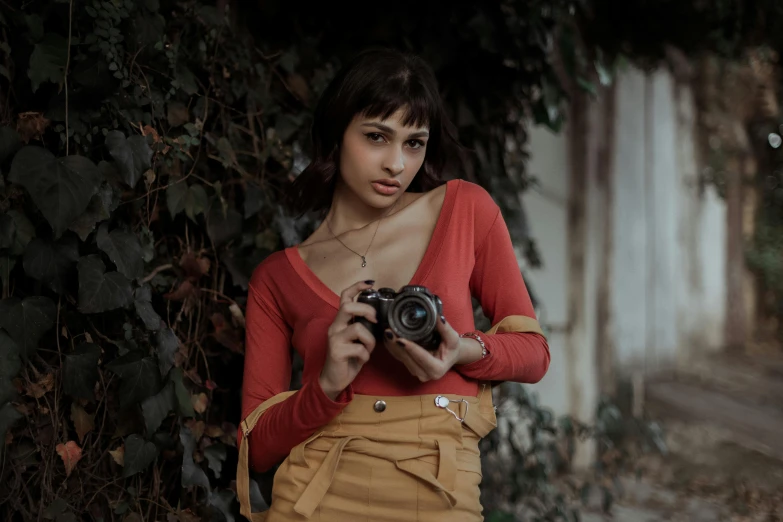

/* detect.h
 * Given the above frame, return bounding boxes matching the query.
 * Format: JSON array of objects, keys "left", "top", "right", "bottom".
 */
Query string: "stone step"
[
  {"left": 669, "top": 353, "right": 783, "bottom": 412},
  {"left": 646, "top": 379, "right": 783, "bottom": 462}
]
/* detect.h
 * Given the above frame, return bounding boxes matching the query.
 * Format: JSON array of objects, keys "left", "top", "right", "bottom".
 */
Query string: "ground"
[{"left": 579, "top": 351, "right": 783, "bottom": 521}]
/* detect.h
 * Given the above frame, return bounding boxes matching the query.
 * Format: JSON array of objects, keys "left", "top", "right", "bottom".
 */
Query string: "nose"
[{"left": 381, "top": 146, "right": 405, "bottom": 176}]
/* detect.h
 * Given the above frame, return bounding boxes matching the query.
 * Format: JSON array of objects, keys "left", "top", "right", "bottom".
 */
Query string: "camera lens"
[{"left": 399, "top": 301, "right": 428, "bottom": 330}]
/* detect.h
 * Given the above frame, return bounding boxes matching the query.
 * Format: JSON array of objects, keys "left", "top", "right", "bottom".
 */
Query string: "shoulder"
[
  {"left": 249, "top": 249, "right": 291, "bottom": 296},
  {"left": 449, "top": 179, "right": 501, "bottom": 233},
  {"left": 453, "top": 179, "right": 500, "bottom": 211}
]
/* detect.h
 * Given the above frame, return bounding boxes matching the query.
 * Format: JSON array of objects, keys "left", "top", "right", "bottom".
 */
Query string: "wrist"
[
  {"left": 317, "top": 374, "right": 342, "bottom": 401},
  {"left": 456, "top": 336, "right": 484, "bottom": 365}
]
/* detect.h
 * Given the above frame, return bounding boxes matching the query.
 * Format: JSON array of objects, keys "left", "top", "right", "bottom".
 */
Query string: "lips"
[
  {"left": 373, "top": 178, "right": 401, "bottom": 188},
  {"left": 371, "top": 180, "right": 401, "bottom": 196}
]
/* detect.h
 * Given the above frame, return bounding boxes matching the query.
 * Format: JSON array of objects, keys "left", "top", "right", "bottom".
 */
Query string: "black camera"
[{"left": 351, "top": 285, "right": 444, "bottom": 351}]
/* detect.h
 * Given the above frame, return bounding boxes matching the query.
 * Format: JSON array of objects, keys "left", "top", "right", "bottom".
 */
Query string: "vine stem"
[{"left": 64, "top": 0, "right": 73, "bottom": 155}]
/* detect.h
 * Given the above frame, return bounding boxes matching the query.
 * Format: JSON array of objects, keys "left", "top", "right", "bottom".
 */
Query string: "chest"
[{"left": 303, "top": 212, "right": 439, "bottom": 296}]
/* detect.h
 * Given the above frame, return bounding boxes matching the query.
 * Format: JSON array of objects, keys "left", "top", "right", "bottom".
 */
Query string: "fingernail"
[
  {"left": 365, "top": 280, "right": 375, "bottom": 285},
  {"left": 384, "top": 330, "right": 393, "bottom": 340},
  {"left": 396, "top": 340, "right": 405, "bottom": 347},
  {"left": 440, "top": 315, "right": 446, "bottom": 324}
]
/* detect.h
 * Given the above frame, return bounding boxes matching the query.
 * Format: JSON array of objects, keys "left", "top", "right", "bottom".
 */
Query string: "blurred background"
[{"left": 2, "top": 0, "right": 783, "bottom": 521}]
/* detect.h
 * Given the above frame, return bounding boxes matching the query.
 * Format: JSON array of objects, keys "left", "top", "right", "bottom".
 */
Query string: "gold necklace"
[{"left": 326, "top": 198, "right": 399, "bottom": 268}]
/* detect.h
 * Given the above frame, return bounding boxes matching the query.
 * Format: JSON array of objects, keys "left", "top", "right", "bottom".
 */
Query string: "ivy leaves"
[
  {"left": 77, "top": 255, "right": 133, "bottom": 314},
  {"left": 28, "top": 33, "right": 68, "bottom": 92},
  {"left": 9, "top": 147, "right": 102, "bottom": 237},
  {"left": 104, "top": 131, "right": 153, "bottom": 189}
]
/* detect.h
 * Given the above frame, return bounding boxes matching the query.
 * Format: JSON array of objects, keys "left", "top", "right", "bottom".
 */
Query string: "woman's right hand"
[{"left": 318, "top": 280, "right": 378, "bottom": 400}]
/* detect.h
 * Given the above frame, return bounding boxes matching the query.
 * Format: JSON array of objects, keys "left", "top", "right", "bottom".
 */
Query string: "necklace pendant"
[{"left": 361, "top": 256, "right": 367, "bottom": 268}]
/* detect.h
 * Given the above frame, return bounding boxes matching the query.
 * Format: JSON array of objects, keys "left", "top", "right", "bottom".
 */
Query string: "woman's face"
[{"left": 338, "top": 108, "right": 430, "bottom": 209}]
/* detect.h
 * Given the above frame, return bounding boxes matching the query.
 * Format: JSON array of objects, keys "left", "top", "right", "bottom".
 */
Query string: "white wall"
[
  {"left": 518, "top": 65, "right": 727, "bottom": 429},
  {"left": 520, "top": 124, "right": 571, "bottom": 417}
]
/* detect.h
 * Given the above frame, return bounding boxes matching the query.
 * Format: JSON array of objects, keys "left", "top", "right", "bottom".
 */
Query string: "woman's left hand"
[{"left": 383, "top": 315, "right": 463, "bottom": 382}]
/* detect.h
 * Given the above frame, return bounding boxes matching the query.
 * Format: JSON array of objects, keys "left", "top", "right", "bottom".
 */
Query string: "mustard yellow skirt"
[{"left": 238, "top": 387, "right": 497, "bottom": 522}]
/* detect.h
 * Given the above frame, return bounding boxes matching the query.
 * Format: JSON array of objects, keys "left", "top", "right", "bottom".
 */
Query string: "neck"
[{"left": 326, "top": 179, "right": 397, "bottom": 234}]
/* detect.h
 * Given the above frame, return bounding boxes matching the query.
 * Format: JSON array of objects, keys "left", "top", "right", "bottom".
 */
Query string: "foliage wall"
[{"left": 0, "top": 1, "right": 615, "bottom": 521}]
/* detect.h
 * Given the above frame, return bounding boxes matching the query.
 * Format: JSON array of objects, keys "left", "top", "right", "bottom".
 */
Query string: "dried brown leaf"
[
  {"left": 191, "top": 392, "right": 208, "bottom": 414},
  {"left": 56, "top": 440, "right": 83, "bottom": 476},
  {"left": 109, "top": 444, "right": 125, "bottom": 466},
  {"left": 70, "top": 403, "right": 95, "bottom": 444},
  {"left": 16, "top": 111, "right": 50, "bottom": 143}
]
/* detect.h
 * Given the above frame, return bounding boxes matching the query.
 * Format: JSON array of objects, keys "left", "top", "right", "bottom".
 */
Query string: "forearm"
[
  {"left": 454, "top": 332, "right": 550, "bottom": 383},
  {"left": 245, "top": 379, "right": 352, "bottom": 472}
]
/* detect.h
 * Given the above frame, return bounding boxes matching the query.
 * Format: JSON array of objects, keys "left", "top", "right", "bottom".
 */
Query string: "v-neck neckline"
[{"left": 285, "top": 179, "right": 459, "bottom": 309}]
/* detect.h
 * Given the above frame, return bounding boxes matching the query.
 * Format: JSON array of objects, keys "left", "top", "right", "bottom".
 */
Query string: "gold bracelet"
[{"left": 459, "top": 331, "right": 488, "bottom": 359}]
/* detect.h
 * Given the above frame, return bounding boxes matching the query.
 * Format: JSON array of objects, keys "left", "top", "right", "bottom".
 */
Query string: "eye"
[
  {"left": 365, "top": 132, "right": 386, "bottom": 143},
  {"left": 407, "top": 139, "right": 426, "bottom": 150}
]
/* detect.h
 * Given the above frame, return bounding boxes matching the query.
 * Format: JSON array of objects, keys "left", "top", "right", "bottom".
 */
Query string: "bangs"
[
  {"left": 286, "top": 48, "right": 465, "bottom": 217},
  {"left": 350, "top": 76, "right": 437, "bottom": 130}
]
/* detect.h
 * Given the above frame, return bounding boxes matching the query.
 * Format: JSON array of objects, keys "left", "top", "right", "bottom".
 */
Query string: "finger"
[
  {"left": 395, "top": 336, "right": 444, "bottom": 378},
  {"left": 340, "top": 323, "right": 377, "bottom": 353},
  {"left": 434, "top": 314, "right": 460, "bottom": 347},
  {"left": 344, "top": 341, "right": 373, "bottom": 365},
  {"left": 339, "top": 280, "right": 375, "bottom": 307},
  {"left": 333, "top": 283, "right": 376, "bottom": 326},
  {"left": 384, "top": 331, "right": 429, "bottom": 380},
  {"left": 334, "top": 301, "right": 378, "bottom": 330}
]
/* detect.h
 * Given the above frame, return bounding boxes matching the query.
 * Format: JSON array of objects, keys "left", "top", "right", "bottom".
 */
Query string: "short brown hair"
[{"left": 285, "top": 48, "right": 465, "bottom": 217}]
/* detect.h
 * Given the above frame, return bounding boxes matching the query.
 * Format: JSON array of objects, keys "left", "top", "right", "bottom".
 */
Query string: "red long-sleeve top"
[{"left": 240, "top": 179, "right": 550, "bottom": 472}]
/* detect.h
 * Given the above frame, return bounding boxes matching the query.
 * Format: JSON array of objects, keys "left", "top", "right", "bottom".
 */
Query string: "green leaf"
[
  {"left": 141, "top": 382, "right": 174, "bottom": 434},
  {"left": 166, "top": 181, "right": 208, "bottom": 221},
  {"left": 0, "top": 214, "right": 12, "bottom": 249},
  {"left": 166, "top": 102, "right": 189, "bottom": 127},
  {"left": 180, "top": 425, "right": 210, "bottom": 490},
  {"left": 123, "top": 434, "right": 159, "bottom": 477},
  {"left": 0, "top": 257, "right": 15, "bottom": 296},
  {"left": 206, "top": 204, "right": 242, "bottom": 248},
  {"left": 43, "top": 498, "right": 67, "bottom": 520},
  {"left": 63, "top": 343, "right": 101, "bottom": 400},
  {"left": 28, "top": 33, "right": 68, "bottom": 92},
  {"left": 0, "top": 330, "right": 22, "bottom": 405},
  {"left": 0, "top": 210, "right": 36, "bottom": 256},
  {"left": 244, "top": 182, "right": 264, "bottom": 218},
  {"left": 68, "top": 182, "right": 119, "bottom": 241},
  {"left": 204, "top": 443, "right": 227, "bottom": 479},
  {"left": 175, "top": 64, "right": 198, "bottom": 95},
  {"left": 9, "top": 147, "right": 102, "bottom": 237},
  {"left": 106, "top": 351, "right": 162, "bottom": 408},
  {"left": 155, "top": 327, "right": 178, "bottom": 376},
  {"left": 134, "top": 285, "right": 162, "bottom": 330},
  {"left": 0, "top": 127, "right": 21, "bottom": 164},
  {"left": 0, "top": 402, "right": 22, "bottom": 452},
  {"left": 139, "top": 226, "right": 154, "bottom": 263},
  {"left": 77, "top": 255, "right": 133, "bottom": 313},
  {"left": 0, "top": 296, "right": 57, "bottom": 359},
  {"left": 104, "top": 131, "right": 153, "bottom": 189},
  {"left": 96, "top": 223, "right": 143, "bottom": 280},
  {"left": 23, "top": 236, "right": 79, "bottom": 294},
  {"left": 144, "top": 0, "right": 160, "bottom": 13},
  {"left": 208, "top": 489, "right": 236, "bottom": 522},
  {"left": 25, "top": 15, "right": 44, "bottom": 41},
  {"left": 185, "top": 184, "right": 208, "bottom": 221},
  {"left": 166, "top": 180, "right": 187, "bottom": 217},
  {"left": 170, "top": 367, "right": 194, "bottom": 417}
]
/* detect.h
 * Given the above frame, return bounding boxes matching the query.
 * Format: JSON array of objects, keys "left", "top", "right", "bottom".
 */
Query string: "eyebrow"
[{"left": 360, "top": 122, "right": 430, "bottom": 139}]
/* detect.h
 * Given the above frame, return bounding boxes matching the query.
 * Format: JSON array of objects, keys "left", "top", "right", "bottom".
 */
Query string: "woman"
[{"left": 238, "top": 48, "right": 550, "bottom": 521}]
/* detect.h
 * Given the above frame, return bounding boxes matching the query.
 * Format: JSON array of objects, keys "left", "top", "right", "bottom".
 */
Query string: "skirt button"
[{"left": 373, "top": 400, "right": 387, "bottom": 413}]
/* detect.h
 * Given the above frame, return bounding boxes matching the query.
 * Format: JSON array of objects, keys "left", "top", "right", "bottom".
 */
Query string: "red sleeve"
[
  {"left": 239, "top": 271, "right": 352, "bottom": 473},
  {"left": 455, "top": 203, "right": 550, "bottom": 383}
]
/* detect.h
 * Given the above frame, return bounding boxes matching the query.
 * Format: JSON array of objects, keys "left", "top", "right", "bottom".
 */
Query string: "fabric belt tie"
[{"left": 291, "top": 434, "right": 461, "bottom": 518}]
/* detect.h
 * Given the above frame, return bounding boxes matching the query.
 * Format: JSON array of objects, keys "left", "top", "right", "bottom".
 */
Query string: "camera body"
[{"left": 351, "top": 285, "right": 443, "bottom": 351}]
